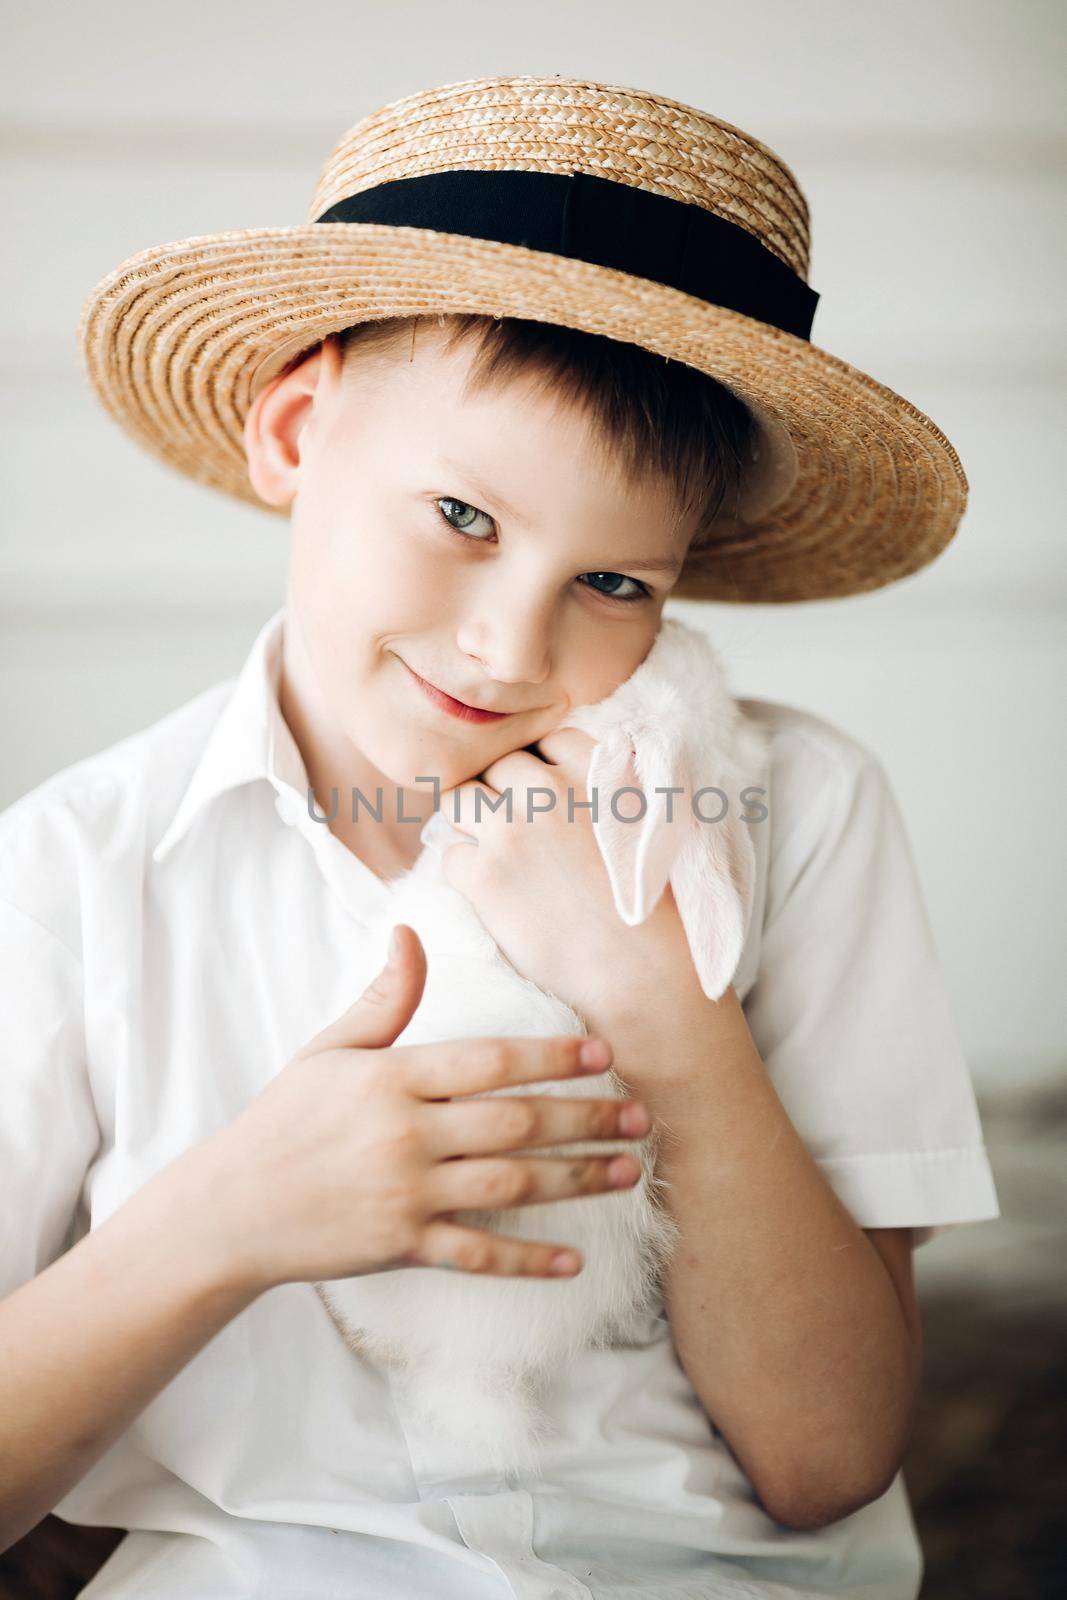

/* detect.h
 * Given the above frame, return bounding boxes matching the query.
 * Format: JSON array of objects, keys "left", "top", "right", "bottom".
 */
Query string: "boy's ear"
[{"left": 244, "top": 336, "right": 339, "bottom": 506}]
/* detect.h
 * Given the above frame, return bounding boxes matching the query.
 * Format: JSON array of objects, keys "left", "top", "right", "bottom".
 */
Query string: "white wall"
[{"left": 3, "top": 0, "right": 1064, "bottom": 1090}]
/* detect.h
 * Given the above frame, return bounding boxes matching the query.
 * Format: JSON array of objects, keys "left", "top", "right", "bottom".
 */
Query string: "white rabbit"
[{"left": 313, "top": 616, "right": 770, "bottom": 1480}]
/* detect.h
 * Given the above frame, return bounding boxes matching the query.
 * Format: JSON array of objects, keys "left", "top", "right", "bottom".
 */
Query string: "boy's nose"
[{"left": 457, "top": 602, "right": 553, "bottom": 688}]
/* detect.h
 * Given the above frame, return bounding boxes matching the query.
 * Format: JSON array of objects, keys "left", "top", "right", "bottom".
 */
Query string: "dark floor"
[{"left": 3, "top": 1079, "right": 1063, "bottom": 1599}]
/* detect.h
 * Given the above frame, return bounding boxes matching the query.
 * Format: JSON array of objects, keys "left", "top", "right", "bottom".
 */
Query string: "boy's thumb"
[{"left": 301, "top": 925, "right": 424, "bottom": 1057}]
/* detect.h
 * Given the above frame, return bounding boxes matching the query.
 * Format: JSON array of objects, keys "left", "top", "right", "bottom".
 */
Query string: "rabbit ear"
[
  {"left": 669, "top": 768, "right": 758, "bottom": 1001},
  {"left": 585, "top": 726, "right": 692, "bottom": 925}
]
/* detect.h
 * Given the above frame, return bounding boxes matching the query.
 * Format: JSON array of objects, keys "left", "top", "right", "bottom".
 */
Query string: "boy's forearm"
[
  {"left": 0, "top": 1142, "right": 262, "bottom": 1553},
  {"left": 611, "top": 987, "right": 920, "bottom": 1532}
]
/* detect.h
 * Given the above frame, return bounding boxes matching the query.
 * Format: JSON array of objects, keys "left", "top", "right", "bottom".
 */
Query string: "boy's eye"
[
  {"left": 434, "top": 497, "right": 652, "bottom": 606},
  {"left": 437, "top": 497, "right": 495, "bottom": 539},
  {"left": 578, "top": 571, "right": 650, "bottom": 603}
]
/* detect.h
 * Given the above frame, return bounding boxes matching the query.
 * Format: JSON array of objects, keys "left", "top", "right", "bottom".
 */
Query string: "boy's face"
[{"left": 247, "top": 323, "right": 693, "bottom": 797}]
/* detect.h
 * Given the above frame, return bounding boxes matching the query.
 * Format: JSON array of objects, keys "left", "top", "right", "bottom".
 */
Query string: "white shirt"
[{"left": 0, "top": 605, "right": 1000, "bottom": 1600}]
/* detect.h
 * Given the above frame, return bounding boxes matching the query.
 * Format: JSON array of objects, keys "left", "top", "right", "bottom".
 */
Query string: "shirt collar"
[{"left": 152, "top": 606, "right": 309, "bottom": 864}]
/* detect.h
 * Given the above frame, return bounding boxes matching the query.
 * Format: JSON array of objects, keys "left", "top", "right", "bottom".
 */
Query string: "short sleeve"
[
  {"left": 741, "top": 731, "right": 1000, "bottom": 1249},
  {"left": 0, "top": 897, "right": 100, "bottom": 1298}
]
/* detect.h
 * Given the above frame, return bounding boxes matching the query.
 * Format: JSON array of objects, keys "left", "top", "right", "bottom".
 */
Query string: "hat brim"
[{"left": 77, "top": 222, "right": 967, "bottom": 604}]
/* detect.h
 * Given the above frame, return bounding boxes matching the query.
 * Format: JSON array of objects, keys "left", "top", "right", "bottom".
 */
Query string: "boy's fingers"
[
  {"left": 402, "top": 1217, "right": 582, "bottom": 1280},
  {"left": 399, "top": 1032, "right": 609, "bottom": 1100},
  {"left": 299, "top": 925, "right": 427, "bottom": 1056}
]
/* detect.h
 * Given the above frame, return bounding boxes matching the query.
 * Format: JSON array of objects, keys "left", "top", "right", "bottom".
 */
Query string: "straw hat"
[{"left": 77, "top": 73, "right": 968, "bottom": 604}]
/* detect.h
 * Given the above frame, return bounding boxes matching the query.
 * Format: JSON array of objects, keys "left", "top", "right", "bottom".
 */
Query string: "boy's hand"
[
  {"left": 439, "top": 728, "right": 710, "bottom": 1058},
  {"left": 202, "top": 925, "right": 647, "bottom": 1293}
]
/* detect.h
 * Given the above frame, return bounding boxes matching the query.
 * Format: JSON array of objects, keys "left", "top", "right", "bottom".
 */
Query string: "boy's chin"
[{"left": 368, "top": 747, "right": 479, "bottom": 799}]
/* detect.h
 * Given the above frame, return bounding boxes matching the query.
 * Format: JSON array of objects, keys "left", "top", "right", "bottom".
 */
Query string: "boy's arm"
[
  {"left": 0, "top": 1140, "right": 261, "bottom": 1554},
  {"left": 606, "top": 985, "right": 923, "bottom": 1534}
]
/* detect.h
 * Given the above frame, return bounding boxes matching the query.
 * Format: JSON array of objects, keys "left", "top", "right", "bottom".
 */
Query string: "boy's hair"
[{"left": 334, "top": 314, "right": 758, "bottom": 551}]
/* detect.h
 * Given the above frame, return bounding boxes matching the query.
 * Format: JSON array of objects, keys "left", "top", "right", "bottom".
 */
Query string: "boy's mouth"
[{"left": 401, "top": 660, "right": 512, "bottom": 723}]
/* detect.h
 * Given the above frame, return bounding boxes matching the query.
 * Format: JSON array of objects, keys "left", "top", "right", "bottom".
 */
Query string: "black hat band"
[{"left": 314, "top": 168, "right": 819, "bottom": 342}]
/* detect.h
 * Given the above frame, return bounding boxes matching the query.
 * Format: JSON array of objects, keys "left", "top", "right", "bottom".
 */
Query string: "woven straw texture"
[{"left": 77, "top": 74, "right": 968, "bottom": 604}]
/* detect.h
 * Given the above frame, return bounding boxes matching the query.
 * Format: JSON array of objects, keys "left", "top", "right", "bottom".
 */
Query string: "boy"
[{"left": 0, "top": 76, "right": 999, "bottom": 1599}]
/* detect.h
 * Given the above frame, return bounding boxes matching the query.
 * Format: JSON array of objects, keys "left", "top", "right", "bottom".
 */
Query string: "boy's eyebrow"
[
  {"left": 437, "top": 457, "right": 527, "bottom": 526},
  {"left": 435, "top": 457, "right": 684, "bottom": 575},
  {"left": 617, "top": 552, "right": 686, "bottom": 573}
]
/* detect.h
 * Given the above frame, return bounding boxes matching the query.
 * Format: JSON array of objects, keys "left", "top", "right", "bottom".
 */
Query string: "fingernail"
[
  {"left": 387, "top": 926, "right": 402, "bottom": 966},
  {"left": 618, "top": 1103, "right": 650, "bottom": 1137},
  {"left": 608, "top": 1156, "right": 640, "bottom": 1187},
  {"left": 580, "top": 1039, "right": 611, "bottom": 1070}
]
